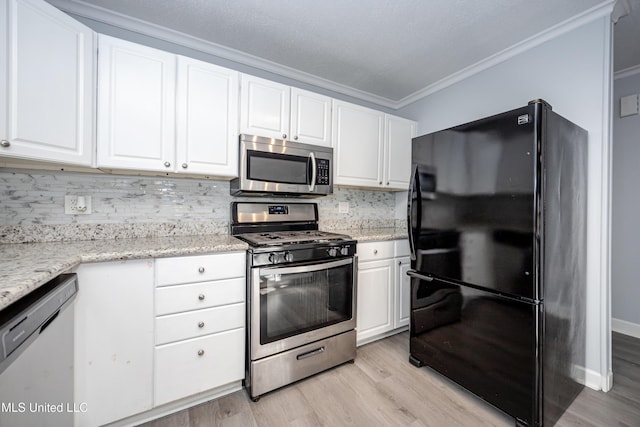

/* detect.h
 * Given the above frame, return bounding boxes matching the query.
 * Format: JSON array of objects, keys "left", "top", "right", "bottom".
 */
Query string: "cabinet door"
[
  {"left": 357, "top": 258, "right": 394, "bottom": 345},
  {"left": 74, "top": 260, "right": 154, "bottom": 427},
  {"left": 97, "top": 35, "right": 176, "bottom": 172},
  {"left": 396, "top": 256, "right": 411, "bottom": 328},
  {"left": 0, "top": 0, "right": 94, "bottom": 166},
  {"left": 332, "top": 100, "right": 384, "bottom": 188},
  {"left": 155, "top": 328, "right": 244, "bottom": 406},
  {"left": 290, "top": 87, "right": 331, "bottom": 146},
  {"left": 176, "top": 56, "right": 238, "bottom": 176},
  {"left": 385, "top": 114, "right": 416, "bottom": 190},
  {"left": 240, "top": 74, "right": 290, "bottom": 139}
]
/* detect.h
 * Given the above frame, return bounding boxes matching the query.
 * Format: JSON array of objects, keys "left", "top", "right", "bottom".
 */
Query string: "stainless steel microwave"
[{"left": 230, "top": 134, "right": 333, "bottom": 197}]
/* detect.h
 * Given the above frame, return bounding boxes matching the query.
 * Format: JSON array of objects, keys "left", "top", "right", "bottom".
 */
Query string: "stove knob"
[
  {"left": 284, "top": 252, "right": 293, "bottom": 262},
  {"left": 268, "top": 253, "right": 278, "bottom": 264},
  {"left": 327, "top": 247, "right": 338, "bottom": 257},
  {"left": 340, "top": 246, "right": 349, "bottom": 256}
]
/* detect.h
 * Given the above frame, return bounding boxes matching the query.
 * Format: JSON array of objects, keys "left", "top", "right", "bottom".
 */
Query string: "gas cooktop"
[{"left": 235, "top": 230, "right": 352, "bottom": 247}]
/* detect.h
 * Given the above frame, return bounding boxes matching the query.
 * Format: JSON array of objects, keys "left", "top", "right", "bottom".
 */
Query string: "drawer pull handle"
[
  {"left": 198, "top": 266, "right": 205, "bottom": 273},
  {"left": 373, "top": 249, "right": 378, "bottom": 255},
  {"left": 198, "top": 321, "right": 205, "bottom": 328},
  {"left": 197, "top": 349, "right": 205, "bottom": 356},
  {"left": 296, "top": 346, "right": 325, "bottom": 360},
  {"left": 198, "top": 294, "right": 205, "bottom": 301}
]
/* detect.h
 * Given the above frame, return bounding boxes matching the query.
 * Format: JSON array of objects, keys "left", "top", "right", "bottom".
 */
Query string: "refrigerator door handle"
[
  {"left": 407, "top": 165, "right": 421, "bottom": 261},
  {"left": 407, "top": 270, "right": 434, "bottom": 282}
]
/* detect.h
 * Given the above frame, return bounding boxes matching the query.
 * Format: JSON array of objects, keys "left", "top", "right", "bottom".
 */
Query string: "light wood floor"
[{"left": 140, "top": 332, "right": 640, "bottom": 427}]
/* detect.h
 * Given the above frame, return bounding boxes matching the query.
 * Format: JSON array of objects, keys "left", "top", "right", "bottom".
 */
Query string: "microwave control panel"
[{"left": 316, "top": 159, "right": 330, "bottom": 185}]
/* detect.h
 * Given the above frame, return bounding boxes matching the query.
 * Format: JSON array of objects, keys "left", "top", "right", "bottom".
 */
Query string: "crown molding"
[
  {"left": 47, "top": 0, "right": 615, "bottom": 111},
  {"left": 45, "top": 0, "right": 400, "bottom": 109},
  {"left": 614, "top": 64, "right": 640, "bottom": 80},
  {"left": 395, "top": 1, "right": 616, "bottom": 108}
]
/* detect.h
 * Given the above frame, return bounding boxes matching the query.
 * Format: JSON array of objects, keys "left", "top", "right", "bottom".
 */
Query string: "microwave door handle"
[{"left": 308, "top": 152, "right": 317, "bottom": 192}]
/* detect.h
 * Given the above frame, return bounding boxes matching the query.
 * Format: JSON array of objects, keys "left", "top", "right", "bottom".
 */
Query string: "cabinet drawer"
[
  {"left": 155, "top": 328, "right": 244, "bottom": 405},
  {"left": 395, "top": 239, "right": 410, "bottom": 257},
  {"left": 155, "top": 277, "right": 245, "bottom": 315},
  {"left": 156, "top": 252, "right": 245, "bottom": 286},
  {"left": 156, "top": 303, "right": 244, "bottom": 345},
  {"left": 357, "top": 241, "right": 394, "bottom": 262}
]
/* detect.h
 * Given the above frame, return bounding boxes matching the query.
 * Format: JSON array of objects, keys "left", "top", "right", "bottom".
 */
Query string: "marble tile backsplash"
[{"left": 0, "top": 169, "right": 405, "bottom": 243}]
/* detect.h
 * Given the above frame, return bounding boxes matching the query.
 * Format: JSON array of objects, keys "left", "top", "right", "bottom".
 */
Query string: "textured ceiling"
[{"left": 48, "top": 0, "right": 627, "bottom": 107}]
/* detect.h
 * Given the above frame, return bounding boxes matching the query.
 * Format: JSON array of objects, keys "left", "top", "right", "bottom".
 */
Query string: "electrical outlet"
[
  {"left": 65, "top": 195, "right": 92, "bottom": 215},
  {"left": 338, "top": 202, "right": 349, "bottom": 214}
]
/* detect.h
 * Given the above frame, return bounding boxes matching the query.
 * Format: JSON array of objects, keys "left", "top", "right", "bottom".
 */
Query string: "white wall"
[
  {"left": 398, "top": 16, "right": 613, "bottom": 390},
  {"left": 612, "top": 71, "right": 640, "bottom": 337}
]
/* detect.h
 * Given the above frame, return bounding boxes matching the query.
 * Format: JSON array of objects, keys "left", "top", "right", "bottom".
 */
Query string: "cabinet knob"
[
  {"left": 182, "top": 163, "right": 188, "bottom": 169},
  {"left": 198, "top": 293, "right": 205, "bottom": 301},
  {"left": 282, "top": 133, "right": 287, "bottom": 139},
  {"left": 198, "top": 266, "right": 205, "bottom": 273},
  {"left": 386, "top": 182, "right": 390, "bottom": 185},
  {"left": 198, "top": 321, "right": 205, "bottom": 328},
  {"left": 373, "top": 249, "right": 378, "bottom": 255},
  {"left": 197, "top": 349, "right": 205, "bottom": 356},
  {"left": 164, "top": 161, "right": 171, "bottom": 168},
  {"left": 379, "top": 181, "right": 382, "bottom": 185},
  {"left": 0, "top": 140, "right": 9, "bottom": 148},
  {"left": 293, "top": 135, "right": 298, "bottom": 140}
]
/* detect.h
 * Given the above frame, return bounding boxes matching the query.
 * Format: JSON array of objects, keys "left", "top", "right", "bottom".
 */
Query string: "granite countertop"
[
  {"left": 0, "top": 228, "right": 408, "bottom": 311},
  {"left": 337, "top": 227, "right": 407, "bottom": 242},
  {"left": 0, "top": 234, "right": 248, "bottom": 311}
]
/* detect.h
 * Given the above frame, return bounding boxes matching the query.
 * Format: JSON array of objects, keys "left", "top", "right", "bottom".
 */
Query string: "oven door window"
[
  {"left": 259, "top": 259, "right": 353, "bottom": 344},
  {"left": 247, "top": 150, "right": 310, "bottom": 185}
]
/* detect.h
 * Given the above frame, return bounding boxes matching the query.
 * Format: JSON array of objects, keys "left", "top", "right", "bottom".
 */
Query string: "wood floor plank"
[{"left": 138, "top": 331, "right": 640, "bottom": 427}]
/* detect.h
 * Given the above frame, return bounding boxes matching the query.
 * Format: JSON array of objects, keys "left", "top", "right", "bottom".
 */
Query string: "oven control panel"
[{"left": 251, "top": 243, "right": 356, "bottom": 266}]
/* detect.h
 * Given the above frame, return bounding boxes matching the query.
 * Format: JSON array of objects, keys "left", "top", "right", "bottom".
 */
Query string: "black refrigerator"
[{"left": 407, "top": 99, "right": 587, "bottom": 427}]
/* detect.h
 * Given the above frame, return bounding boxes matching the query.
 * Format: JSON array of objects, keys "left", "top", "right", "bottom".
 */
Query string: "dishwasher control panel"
[{"left": 0, "top": 274, "right": 77, "bottom": 374}]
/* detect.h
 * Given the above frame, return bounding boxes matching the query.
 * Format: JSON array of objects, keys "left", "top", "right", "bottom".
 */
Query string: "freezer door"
[
  {"left": 409, "top": 105, "right": 538, "bottom": 300},
  {"left": 409, "top": 275, "right": 540, "bottom": 425}
]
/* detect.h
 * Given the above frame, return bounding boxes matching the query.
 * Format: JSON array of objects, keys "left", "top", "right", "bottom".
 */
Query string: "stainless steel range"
[{"left": 231, "top": 202, "right": 357, "bottom": 401}]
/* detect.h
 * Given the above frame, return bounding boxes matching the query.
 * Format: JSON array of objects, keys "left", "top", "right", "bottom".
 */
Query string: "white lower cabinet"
[
  {"left": 356, "top": 239, "right": 410, "bottom": 345},
  {"left": 74, "top": 260, "right": 155, "bottom": 427},
  {"left": 154, "top": 252, "right": 246, "bottom": 405},
  {"left": 396, "top": 256, "right": 411, "bottom": 329},
  {"left": 73, "top": 251, "right": 246, "bottom": 425},
  {"left": 357, "top": 257, "right": 394, "bottom": 343},
  {"left": 155, "top": 328, "right": 244, "bottom": 406}
]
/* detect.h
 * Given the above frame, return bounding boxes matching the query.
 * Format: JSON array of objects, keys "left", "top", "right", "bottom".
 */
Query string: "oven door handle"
[{"left": 258, "top": 257, "right": 352, "bottom": 275}]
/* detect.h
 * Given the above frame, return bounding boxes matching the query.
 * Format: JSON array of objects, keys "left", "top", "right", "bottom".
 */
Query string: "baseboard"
[
  {"left": 106, "top": 381, "right": 243, "bottom": 426},
  {"left": 571, "top": 363, "right": 607, "bottom": 391},
  {"left": 612, "top": 318, "right": 640, "bottom": 339},
  {"left": 356, "top": 326, "right": 408, "bottom": 347}
]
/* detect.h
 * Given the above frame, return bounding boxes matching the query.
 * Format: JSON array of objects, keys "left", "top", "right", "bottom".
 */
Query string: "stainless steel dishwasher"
[{"left": 0, "top": 273, "right": 78, "bottom": 427}]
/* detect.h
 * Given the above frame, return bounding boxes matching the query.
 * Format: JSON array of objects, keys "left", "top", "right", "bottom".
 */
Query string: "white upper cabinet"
[
  {"left": 333, "top": 98, "right": 416, "bottom": 190},
  {"left": 332, "top": 100, "right": 385, "bottom": 188},
  {"left": 176, "top": 56, "right": 238, "bottom": 176},
  {"left": 385, "top": 114, "right": 417, "bottom": 190},
  {"left": 240, "top": 75, "right": 290, "bottom": 140},
  {"left": 97, "top": 35, "right": 239, "bottom": 177},
  {"left": 290, "top": 87, "right": 332, "bottom": 146},
  {"left": 240, "top": 75, "right": 332, "bottom": 146},
  {"left": 97, "top": 35, "right": 177, "bottom": 172},
  {"left": 0, "top": 0, "right": 95, "bottom": 166}
]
